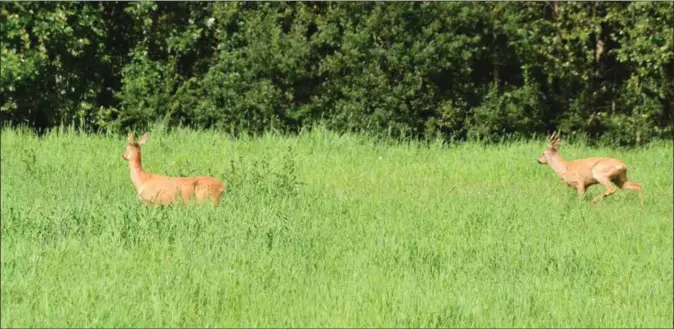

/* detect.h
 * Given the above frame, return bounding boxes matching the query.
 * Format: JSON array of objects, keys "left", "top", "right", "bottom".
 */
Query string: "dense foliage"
[{"left": 2, "top": 2, "right": 672, "bottom": 145}]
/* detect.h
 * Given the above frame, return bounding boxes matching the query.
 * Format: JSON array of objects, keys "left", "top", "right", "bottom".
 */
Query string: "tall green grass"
[{"left": 1, "top": 126, "right": 672, "bottom": 327}]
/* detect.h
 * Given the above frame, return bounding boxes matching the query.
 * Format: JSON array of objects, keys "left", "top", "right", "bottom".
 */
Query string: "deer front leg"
[
  {"left": 592, "top": 177, "right": 616, "bottom": 203},
  {"left": 576, "top": 183, "right": 585, "bottom": 200}
]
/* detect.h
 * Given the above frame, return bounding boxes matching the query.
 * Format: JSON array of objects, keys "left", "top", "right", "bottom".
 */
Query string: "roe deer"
[
  {"left": 537, "top": 132, "right": 642, "bottom": 203},
  {"left": 122, "top": 132, "right": 225, "bottom": 206}
]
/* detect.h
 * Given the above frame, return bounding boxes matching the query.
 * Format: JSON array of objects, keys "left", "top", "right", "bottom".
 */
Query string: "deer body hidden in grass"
[
  {"left": 537, "top": 132, "right": 642, "bottom": 203},
  {"left": 122, "top": 133, "right": 225, "bottom": 206}
]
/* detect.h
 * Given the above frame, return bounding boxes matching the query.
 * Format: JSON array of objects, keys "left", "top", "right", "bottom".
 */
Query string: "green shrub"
[{"left": 1, "top": 2, "right": 672, "bottom": 145}]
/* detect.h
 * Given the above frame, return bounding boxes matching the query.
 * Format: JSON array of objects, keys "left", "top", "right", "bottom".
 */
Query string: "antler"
[{"left": 548, "top": 131, "right": 560, "bottom": 149}]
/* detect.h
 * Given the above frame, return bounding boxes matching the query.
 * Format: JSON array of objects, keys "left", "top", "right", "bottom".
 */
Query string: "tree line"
[{"left": 1, "top": 2, "right": 672, "bottom": 145}]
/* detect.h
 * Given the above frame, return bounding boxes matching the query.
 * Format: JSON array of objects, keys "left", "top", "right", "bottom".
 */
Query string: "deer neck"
[
  {"left": 547, "top": 152, "right": 569, "bottom": 178},
  {"left": 128, "top": 157, "right": 148, "bottom": 192}
]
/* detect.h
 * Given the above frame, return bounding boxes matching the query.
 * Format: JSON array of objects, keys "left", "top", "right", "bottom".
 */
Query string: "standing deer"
[
  {"left": 122, "top": 132, "right": 225, "bottom": 206},
  {"left": 537, "top": 132, "right": 642, "bottom": 203}
]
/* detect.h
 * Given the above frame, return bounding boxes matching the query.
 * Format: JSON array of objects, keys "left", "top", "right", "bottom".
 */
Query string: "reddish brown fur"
[
  {"left": 537, "top": 132, "right": 642, "bottom": 203},
  {"left": 123, "top": 132, "right": 225, "bottom": 206}
]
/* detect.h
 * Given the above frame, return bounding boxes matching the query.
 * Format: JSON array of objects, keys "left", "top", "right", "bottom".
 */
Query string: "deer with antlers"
[
  {"left": 122, "top": 132, "right": 225, "bottom": 206},
  {"left": 537, "top": 132, "right": 642, "bottom": 203}
]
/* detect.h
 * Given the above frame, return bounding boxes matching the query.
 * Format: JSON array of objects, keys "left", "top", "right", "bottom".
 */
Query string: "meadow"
[{"left": 1, "top": 126, "right": 672, "bottom": 327}]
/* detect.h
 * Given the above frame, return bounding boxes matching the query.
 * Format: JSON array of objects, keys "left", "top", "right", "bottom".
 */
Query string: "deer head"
[
  {"left": 123, "top": 132, "right": 148, "bottom": 161},
  {"left": 537, "top": 131, "right": 561, "bottom": 164}
]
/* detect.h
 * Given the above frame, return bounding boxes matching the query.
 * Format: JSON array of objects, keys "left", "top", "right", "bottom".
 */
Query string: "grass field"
[{"left": 1, "top": 126, "right": 672, "bottom": 327}]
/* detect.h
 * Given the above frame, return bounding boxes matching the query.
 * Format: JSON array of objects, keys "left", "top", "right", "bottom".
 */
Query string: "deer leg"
[
  {"left": 621, "top": 181, "right": 643, "bottom": 202},
  {"left": 613, "top": 171, "right": 643, "bottom": 201},
  {"left": 592, "top": 177, "right": 616, "bottom": 203},
  {"left": 576, "top": 183, "right": 586, "bottom": 200}
]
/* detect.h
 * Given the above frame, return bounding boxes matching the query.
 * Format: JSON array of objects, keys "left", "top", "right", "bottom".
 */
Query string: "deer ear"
[
  {"left": 137, "top": 133, "right": 149, "bottom": 146},
  {"left": 127, "top": 132, "right": 135, "bottom": 143}
]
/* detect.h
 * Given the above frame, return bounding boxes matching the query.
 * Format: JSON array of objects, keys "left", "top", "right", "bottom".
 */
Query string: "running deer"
[
  {"left": 122, "top": 132, "right": 225, "bottom": 206},
  {"left": 537, "top": 132, "right": 642, "bottom": 203}
]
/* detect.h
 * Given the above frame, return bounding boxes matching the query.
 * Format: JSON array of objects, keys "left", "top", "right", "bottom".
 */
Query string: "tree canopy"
[{"left": 1, "top": 2, "right": 672, "bottom": 145}]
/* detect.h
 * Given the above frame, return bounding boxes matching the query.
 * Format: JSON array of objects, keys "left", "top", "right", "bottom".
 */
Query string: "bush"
[{"left": 1, "top": 2, "right": 672, "bottom": 145}]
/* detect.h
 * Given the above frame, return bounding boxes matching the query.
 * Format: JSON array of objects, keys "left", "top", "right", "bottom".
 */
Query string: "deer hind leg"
[
  {"left": 209, "top": 185, "right": 225, "bottom": 206},
  {"left": 190, "top": 183, "right": 205, "bottom": 205},
  {"left": 192, "top": 181, "right": 220, "bottom": 206},
  {"left": 613, "top": 170, "right": 643, "bottom": 201},
  {"left": 592, "top": 176, "right": 617, "bottom": 203},
  {"left": 622, "top": 181, "right": 643, "bottom": 202},
  {"left": 210, "top": 186, "right": 223, "bottom": 205}
]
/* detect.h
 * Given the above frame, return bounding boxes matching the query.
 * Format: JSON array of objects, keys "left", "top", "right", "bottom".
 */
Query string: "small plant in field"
[
  {"left": 274, "top": 146, "right": 304, "bottom": 198},
  {"left": 226, "top": 146, "right": 304, "bottom": 199},
  {"left": 20, "top": 147, "right": 37, "bottom": 177},
  {"left": 225, "top": 156, "right": 242, "bottom": 193},
  {"left": 251, "top": 158, "right": 272, "bottom": 187},
  {"left": 177, "top": 160, "right": 193, "bottom": 178}
]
